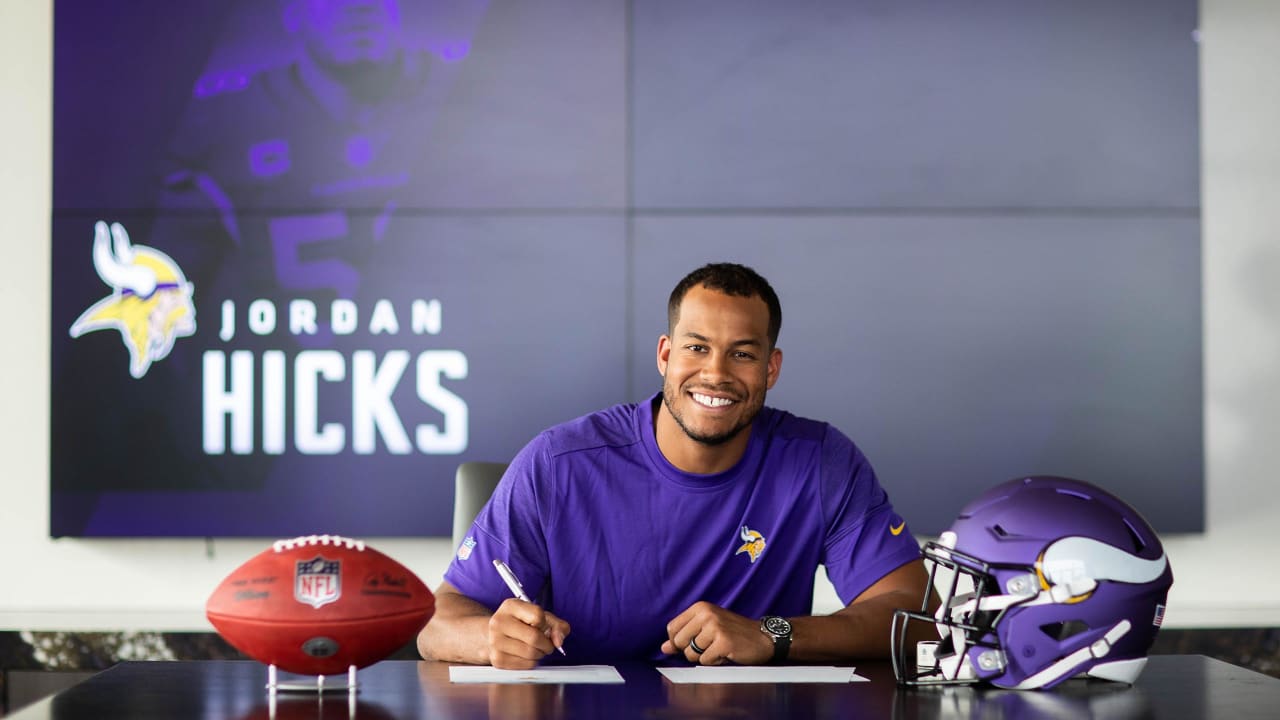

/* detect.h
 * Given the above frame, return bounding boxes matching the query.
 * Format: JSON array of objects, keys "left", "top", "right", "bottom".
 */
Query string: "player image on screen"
[
  {"left": 156, "top": 0, "right": 480, "bottom": 307},
  {"left": 51, "top": 0, "right": 490, "bottom": 536}
]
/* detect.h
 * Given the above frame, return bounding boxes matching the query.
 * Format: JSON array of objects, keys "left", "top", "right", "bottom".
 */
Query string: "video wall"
[{"left": 51, "top": 0, "right": 1202, "bottom": 537}]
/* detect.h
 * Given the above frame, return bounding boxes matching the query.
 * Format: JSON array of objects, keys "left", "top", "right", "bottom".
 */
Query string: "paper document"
[
  {"left": 449, "top": 665, "right": 625, "bottom": 684},
  {"left": 657, "top": 666, "right": 868, "bottom": 684}
]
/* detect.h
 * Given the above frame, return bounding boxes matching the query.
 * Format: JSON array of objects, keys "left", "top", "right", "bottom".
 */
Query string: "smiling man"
[
  {"left": 654, "top": 278, "right": 780, "bottom": 473},
  {"left": 419, "top": 263, "right": 930, "bottom": 669}
]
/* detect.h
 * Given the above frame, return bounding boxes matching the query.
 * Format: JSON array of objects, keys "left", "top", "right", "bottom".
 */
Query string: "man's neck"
[{"left": 653, "top": 401, "right": 751, "bottom": 475}]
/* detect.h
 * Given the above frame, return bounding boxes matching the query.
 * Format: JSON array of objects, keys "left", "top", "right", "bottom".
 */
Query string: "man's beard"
[{"left": 661, "top": 379, "right": 760, "bottom": 447}]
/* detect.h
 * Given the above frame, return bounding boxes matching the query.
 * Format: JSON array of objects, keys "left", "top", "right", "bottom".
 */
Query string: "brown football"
[{"left": 207, "top": 535, "right": 433, "bottom": 675}]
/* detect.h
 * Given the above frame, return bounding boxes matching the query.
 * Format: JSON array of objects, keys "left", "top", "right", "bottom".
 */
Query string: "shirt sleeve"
[
  {"left": 818, "top": 426, "right": 923, "bottom": 604},
  {"left": 442, "top": 436, "right": 553, "bottom": 611}
]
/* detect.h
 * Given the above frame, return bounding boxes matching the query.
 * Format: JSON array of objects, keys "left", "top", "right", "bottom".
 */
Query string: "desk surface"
[{"left": 8, "top": 655, "right": 1280, "bottom": 719}]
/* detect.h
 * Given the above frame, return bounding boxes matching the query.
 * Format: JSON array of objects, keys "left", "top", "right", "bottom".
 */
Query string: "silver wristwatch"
[{"left": 760, "top": 615, "right": 793, "bottom": 663}]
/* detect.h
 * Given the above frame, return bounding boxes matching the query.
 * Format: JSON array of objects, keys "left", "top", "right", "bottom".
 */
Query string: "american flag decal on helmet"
[{"left": 1153, "top": 604, "right": 1166, "bottom": 627}]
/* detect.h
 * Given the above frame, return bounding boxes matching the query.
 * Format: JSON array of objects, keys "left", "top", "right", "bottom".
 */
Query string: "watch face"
[{"left": 763, "top": 616, "right": 792, "bottom": 637}]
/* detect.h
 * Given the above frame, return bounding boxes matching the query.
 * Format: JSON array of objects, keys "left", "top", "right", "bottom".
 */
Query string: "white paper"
[
  {"left": 448, "top": 665, "right": 625, "bottom": 684},
  {"left": 656, "top": 666, "right": 868, "bottom": 684}
]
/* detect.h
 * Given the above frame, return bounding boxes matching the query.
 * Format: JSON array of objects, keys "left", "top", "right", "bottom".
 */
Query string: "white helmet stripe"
[{"left": 1041, "top": 536, "right": 1168, "bottom": 585}]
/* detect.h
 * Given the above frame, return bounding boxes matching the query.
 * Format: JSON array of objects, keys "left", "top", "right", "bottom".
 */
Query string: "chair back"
[{"left": 452, "top": 461, "right": 508, "bottom": 549}]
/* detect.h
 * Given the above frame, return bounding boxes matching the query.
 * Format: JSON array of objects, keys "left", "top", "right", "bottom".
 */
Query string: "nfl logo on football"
[{"left": 295, "top": 556, "right": 342, "bottom": 609}]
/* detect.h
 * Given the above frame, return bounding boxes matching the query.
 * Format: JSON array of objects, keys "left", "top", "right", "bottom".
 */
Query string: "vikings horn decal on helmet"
[{"left": 891, "top": 476, "right": 1173, "bottom": 690}]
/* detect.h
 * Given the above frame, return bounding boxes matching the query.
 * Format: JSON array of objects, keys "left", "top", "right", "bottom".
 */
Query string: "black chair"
[{"left": 451, "top": 461, "right": 508, "bottom": 549}]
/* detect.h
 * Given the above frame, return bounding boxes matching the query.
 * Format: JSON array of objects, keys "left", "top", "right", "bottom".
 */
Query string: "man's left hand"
[{"left": 661, "top": 601, "right": 774, "bottom": 665}]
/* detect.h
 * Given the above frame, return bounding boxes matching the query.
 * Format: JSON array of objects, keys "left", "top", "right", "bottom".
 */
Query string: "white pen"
[{"left": 492, "top": 558, "right": 566, "bottom": 656}]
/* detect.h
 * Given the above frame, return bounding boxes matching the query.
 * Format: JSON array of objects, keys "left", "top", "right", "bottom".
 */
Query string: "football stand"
[{"left": 266, "top": 664, "right": 359, "bottom": 720}]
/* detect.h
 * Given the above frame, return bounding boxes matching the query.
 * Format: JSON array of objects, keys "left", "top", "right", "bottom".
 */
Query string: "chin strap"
[{"left": 1011, "top": 619, "right": 1132, "bottom": 689}]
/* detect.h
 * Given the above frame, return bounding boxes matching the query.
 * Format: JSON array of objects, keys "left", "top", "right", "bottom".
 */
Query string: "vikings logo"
[
  {"left": 735, "top": 525, "right": 766, "bottom": 564},
  {"left": 69, "top": 221, "right": 196, "bottom": 379}
]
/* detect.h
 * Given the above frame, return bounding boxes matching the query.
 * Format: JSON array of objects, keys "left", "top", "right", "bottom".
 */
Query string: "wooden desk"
[{"left": 7, "top": 655, "right": 1279, "bottom": 719}]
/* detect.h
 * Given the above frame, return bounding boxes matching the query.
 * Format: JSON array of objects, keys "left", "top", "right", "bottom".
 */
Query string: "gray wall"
[{"left": 2, "top": 0, "right": 1277, "bottom": 629}]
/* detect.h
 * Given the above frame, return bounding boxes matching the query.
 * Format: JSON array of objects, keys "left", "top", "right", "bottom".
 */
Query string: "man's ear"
[
  {"left": 765, "top": 347, "right": 783, "bottom": 389},
  {"left": 656, "top": 335, "right": 671, "bottom": 376}
]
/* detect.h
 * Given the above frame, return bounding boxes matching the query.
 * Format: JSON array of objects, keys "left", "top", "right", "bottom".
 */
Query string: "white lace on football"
[{"left": 272, "top": 534, "right": 365, "bottom": 552}]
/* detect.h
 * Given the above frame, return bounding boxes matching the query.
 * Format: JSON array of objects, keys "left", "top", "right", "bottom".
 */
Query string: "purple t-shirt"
[{"left": 444, "top": 394, "right": 921, "bottom": 662}]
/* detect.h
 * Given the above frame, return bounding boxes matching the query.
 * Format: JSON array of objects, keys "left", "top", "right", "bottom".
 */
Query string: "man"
[{"left": 418, "top": 263, "right": 929, "bottom": 668}]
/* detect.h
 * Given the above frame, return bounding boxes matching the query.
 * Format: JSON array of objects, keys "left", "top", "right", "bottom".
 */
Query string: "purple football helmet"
[{"left": 892, "top": 476, "right": 1173, "bottom": 690}]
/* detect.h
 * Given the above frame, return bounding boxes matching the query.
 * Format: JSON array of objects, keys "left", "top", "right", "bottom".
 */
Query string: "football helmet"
[{"left": 892, "top": 476, "right": 1173, "bottom": 690}]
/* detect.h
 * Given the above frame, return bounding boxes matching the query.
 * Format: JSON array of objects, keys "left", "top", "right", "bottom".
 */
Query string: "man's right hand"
[
  {"left": 418, "top": 581, "right": 571, "bottom": 669},
  {"left": 487, "top": 598, "right": 571, "bottom": 669}
]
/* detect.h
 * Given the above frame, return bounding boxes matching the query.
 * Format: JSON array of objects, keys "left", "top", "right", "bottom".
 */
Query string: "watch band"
[
  {"left": 760, "top": 615, "right": 793, "bottom": 664},
  {"left": 770, "top": 631, "right": 792, "bottom": 664}
]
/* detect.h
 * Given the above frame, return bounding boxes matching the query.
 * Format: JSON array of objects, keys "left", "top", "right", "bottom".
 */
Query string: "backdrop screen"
[{"left": 51, "top": 0, "right": 1201, "bottom": 537}]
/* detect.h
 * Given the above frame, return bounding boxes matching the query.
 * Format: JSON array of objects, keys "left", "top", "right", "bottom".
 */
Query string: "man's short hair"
[{"left": 667, "top": 263, "right": 782, "bottom": 348}]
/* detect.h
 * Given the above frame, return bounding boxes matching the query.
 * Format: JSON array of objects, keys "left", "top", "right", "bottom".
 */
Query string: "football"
[{"left": 207, "top": 535, "right": 434, "bottom": 676}]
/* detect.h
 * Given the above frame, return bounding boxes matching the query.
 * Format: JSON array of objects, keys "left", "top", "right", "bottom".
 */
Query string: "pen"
[{"left": 492, "top": 558, "right": 566, "bottom": 656}]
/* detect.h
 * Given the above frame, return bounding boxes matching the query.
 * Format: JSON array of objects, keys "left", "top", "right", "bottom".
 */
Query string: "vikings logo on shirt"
[
  {"left": 69, "top": 221, "right": 196, "bottom": 379},
  {"left": 735, "top": 525, "right": 766, "bottom": 564}
]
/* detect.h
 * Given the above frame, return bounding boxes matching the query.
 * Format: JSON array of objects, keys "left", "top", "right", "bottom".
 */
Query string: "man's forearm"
[
  {"left": 417, "top": 586, "right": 494, "bottom": 665},
  {"left": 788, "top": 589, "right": 920, "bottom": 661},
  {"left": 787, "top": 559, "right": 935, "bottom": 662}
]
